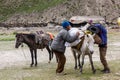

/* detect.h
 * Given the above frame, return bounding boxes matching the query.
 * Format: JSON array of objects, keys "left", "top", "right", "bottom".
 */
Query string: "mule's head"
[
  {"left": 86, "top": 34, "right": 94, "bottom": 54},
  {"left": 15, "top": 33, "right": 24, "bottom": 48},
  {"left": 85, "top": 34, "right": 102, "bottom": 54}
]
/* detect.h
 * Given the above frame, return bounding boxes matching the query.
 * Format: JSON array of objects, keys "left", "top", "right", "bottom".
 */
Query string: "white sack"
[{"left": 65, "top": 28, "right": 84, "bottom": 47}]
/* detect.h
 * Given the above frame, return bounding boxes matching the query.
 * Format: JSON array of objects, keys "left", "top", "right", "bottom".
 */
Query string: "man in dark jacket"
[
  {"left": 51, "top": 20, "right": 79, "bottom": 75},
  {"left": 94, "top": 23, "right": 110, "bottom": 73}
]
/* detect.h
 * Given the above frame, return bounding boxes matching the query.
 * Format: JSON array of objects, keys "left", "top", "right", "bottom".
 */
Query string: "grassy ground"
[
  {"left": 0, "top": 29, "right": 120, "bottom": 80},
  {"left": 0, "top": 61, "right": 120, "bottom": 80}
]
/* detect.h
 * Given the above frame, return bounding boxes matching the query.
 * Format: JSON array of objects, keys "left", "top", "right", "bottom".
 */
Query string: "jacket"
[
  {"left": 51, "top": 28, "right": 78, "bottom": 53},
  {"left": 94, "top": 24, "right": 107, "bottom": 45}
]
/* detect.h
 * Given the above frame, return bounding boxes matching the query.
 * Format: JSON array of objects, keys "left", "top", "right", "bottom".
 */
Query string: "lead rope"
[
  {"left": 20, "top": 44, "right": 28, "bottom": 64},
  {"left": 108, "top": 45, "right": 114, "bottom": 61}
]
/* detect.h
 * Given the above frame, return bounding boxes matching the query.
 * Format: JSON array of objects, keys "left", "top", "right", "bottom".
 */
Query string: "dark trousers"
[
  {"left": 99, "top": 46, "right": 110, "bottom": 70},
  {"left": 53, "top": 50, "right": 66, "bottom": 73}
]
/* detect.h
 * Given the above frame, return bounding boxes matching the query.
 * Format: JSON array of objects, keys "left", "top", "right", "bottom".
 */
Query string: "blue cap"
[{"left": 61, "top": 20, "right": 70, "bottom": 28}]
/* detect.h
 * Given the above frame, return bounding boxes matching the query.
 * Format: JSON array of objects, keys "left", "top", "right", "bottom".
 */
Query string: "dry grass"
[
  {"left": 0, "top": 61, "right": 120, "bottom": 80},
  {"left": 0, "top": 29, "right": 120, "bottom": 80}
]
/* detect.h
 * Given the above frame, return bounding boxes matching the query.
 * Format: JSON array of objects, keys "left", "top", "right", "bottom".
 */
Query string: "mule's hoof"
[
  {"left": 35, "top": 64, "right": 37, "bottom": 67},
  {"left": 80, "top": 69, "right": 83, "bottom": 74},
  {"left": 48, "top": 61, "right": 51, "bottom": 63},
  {"left": 74, "top": 66, "right": 77, "bottom": 70},
  {"left": 93, "top": 69, "right": 96, "bottom": 74},
  {"left": 30, "top": 64, "right": 33, "bottom": 67},
  {"left": 79, "top": 66, "right": 82, "bottom": 69}
]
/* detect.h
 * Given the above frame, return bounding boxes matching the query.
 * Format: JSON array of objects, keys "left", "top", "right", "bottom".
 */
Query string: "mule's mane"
[
  {"left": 24, "top": 33, "right": 35, "bottom": 40},
  {"left": 16, "top": 33, "right": 36, "bottom": 41}
]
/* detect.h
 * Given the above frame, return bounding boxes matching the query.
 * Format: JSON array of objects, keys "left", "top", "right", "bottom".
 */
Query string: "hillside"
[
  {"left": 0, "top": 0, "right": 65, "bottom": 21},
  {"left": 0, "top": 0, "right": 120, "bottom": 26}
]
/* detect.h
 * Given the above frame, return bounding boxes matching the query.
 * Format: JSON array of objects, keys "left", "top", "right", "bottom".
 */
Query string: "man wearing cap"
[
  {"left": 51, "top": 20, "right": 79, "bottom": 75},
  {"left": 91, "top": 23, "right": 110, "bottom": 73}
]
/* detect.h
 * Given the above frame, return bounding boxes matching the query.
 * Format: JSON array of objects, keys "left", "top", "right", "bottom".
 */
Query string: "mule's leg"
[
  {"left": 46, "top": 46, "right": 52, "bottom": 63},
  {"left": 78, "top": 53, "right": 82, "bottom": 69},
  {"left": 71, "top": 49, "right": 77, "bottom": 70},
  {"left": 88, "top": 53, "right": 96, "bottom": 74},
  {"left": 49, "top": 40, "right": 54, "bottom": 59},
  {"left": 55, "top": 53, "right": 59, "bottom": 63},
  {"left": 51, "top": 49, "right": 54, "bottom": 60},
  {"left": 80, "top": 53, "right": 85, "bottom": 73},
  {"left": 34, "top": 49, "right": 37, "bottom": 67},
  {"left": 30, "top": 49, "right": 34, "bottom": 67}
]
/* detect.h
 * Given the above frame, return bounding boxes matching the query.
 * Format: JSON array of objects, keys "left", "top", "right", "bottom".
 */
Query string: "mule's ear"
[
  {"left": 15, "top": 33, "right": 21, "bottom": 37},
  {"left": 15, "top": 33, "right": 18, "bottom": 37}
]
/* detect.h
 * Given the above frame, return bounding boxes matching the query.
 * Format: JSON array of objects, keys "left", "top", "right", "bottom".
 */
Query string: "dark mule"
[{"left": 15, "top": 32, "right": 54, "bottom": 67}]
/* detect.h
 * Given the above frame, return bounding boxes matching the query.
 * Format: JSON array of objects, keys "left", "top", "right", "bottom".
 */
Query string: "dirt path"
[{"left": 0, "top": 41, "right": 120, "bottom": 69}]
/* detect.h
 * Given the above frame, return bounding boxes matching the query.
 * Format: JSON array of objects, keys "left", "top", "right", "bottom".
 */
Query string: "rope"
[
  {"left": 108, "top": 46, "right": 114, "bottom": 60},
  {"left": 20, "top": 44, "right": 28, "bottom": 63}
]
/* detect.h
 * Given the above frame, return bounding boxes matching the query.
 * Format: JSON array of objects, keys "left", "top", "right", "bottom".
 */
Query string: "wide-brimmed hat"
[{"left": 87, "top": 25, "right": 100, "bottom": 33}]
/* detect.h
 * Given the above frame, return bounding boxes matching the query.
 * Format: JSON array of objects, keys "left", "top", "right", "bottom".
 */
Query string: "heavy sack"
[
  {"left": 35, "top": 31, "right": 51, "bottom": 46},
  {"left": 65, "top": 28, "right": 84, "bottom": 47}
]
